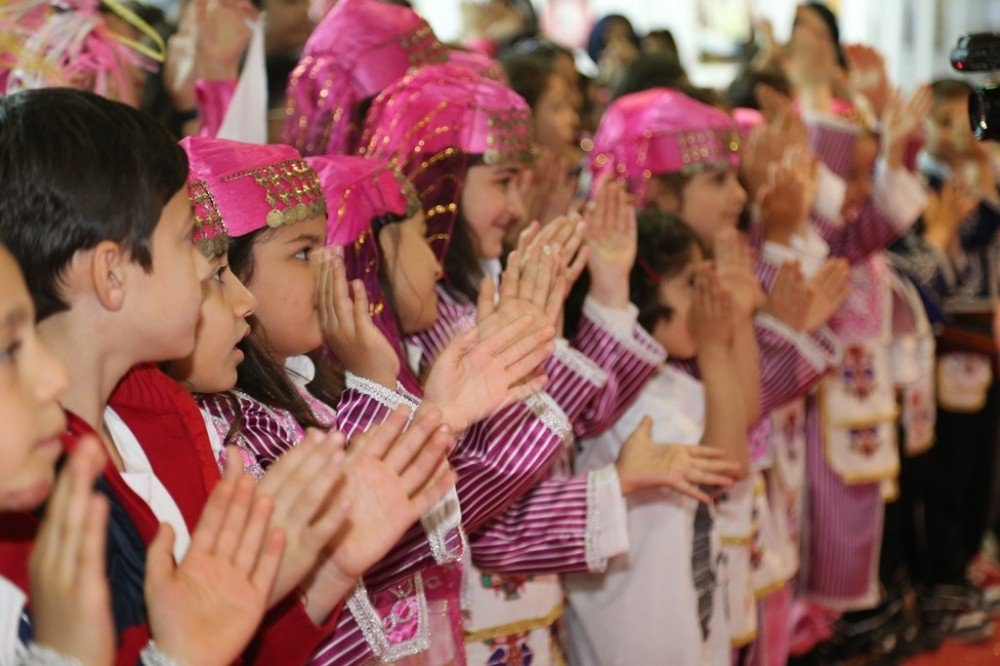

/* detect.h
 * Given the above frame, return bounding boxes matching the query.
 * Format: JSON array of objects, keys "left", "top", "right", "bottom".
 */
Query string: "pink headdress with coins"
[
  {"left": 307, "top": 154, "right": 424, "bottom": 394},
  {"left": 0, "top": 0, "right": 164, "bottom": 106},
  {"left": 283, "top": 0, "right": 447, "bottom": 157},
  {"left": 591, "top": 88, "right": 741, "bottom": 206},
  {"left": 446, "top": 48, "right": 508, "bottom": 84},
  {"left": 361, "top": 62, "right": 535, "bottom": 263},
  {"left": 179, "top": 136, "right": 328, "bottom": 255}
]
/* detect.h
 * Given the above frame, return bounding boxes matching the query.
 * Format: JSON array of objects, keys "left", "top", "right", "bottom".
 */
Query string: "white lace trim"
[
  {"left": 17, "top": 643, "right": 82, "bottom": 666},
  {"left": 420, "top": 487, "right": 465, "bottom": 564},
  {"left": 756, "top": 313, "right": 839, "bottom": 373},
  {"left": 139, "top": 642, "right": 182, "bottom": 666},
  {"left": 346, "top": 575, "right": 430, "bottom": 662},
  {"left": 582, "top": 298, "right": 667, "bottom": 366},
  {"left": 524, "top": 392, "right": 573, "bottom": 443},
  {"left": 552, "top": 342, "right": 608, "bottom": 388},
  {"left": 584, "top": 466, "right": 629, "bottom": 573},
  {"left": 345, "top": 372, "right": 419, "bottom": 414}
]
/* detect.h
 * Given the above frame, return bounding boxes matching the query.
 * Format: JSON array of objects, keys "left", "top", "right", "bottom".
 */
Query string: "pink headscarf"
[
  {"left": 283, "top": 0, "right": 447, "bottom": 157},
  {"left": 591, "top": 88, "right": 741, "bottom": 206},
  {"left": 361, "top": 62, "right": 535, "bottom": 262},
  {"left": 179, "top": 136, "right": 327, "bottom": 253},
  {"left": 306, "top": 154, "right": 424, "bottom": 394}
]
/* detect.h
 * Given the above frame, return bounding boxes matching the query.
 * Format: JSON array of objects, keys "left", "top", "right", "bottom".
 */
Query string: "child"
[
  {"left": 565, "top": 210, "right": 753, "bottom": 666},
  {"left": 180, "top": 136, "right": 560, "bottom": 665},
  {"left": 363, "top": 63, "right": 740, "bottom": 664},
  {"left": 283, "top": 0, "right": 446, "bottom": 156},
  {"left": 0, "top": 87, "right": 354, "bottom": 665}
]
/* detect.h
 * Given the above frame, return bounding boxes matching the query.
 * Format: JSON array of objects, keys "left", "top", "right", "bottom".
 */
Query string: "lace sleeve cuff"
[
  {"left": 756, "top": 313, "right": 841, "bottom": 372},
  {"left": 344, "top": 371, "right": 419, "bottom": 413},
  {"left": 584, "top": 465, "right": 630, "bottom": 572}
]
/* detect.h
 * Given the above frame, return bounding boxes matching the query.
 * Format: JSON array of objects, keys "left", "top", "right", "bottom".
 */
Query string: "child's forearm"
[
  {"left": 698, "top": 346, "right": 749, "bottom": 477},
  {"left": 733, "top": 319, "right": 762, "bottom": 425}
]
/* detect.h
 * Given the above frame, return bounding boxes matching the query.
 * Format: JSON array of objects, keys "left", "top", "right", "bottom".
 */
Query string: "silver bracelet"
[
  {"left": 18, "top": 643, "right": 83, "bottom": 666},
  {"left": 140, "top": 641, "right": 182, "bottom": 666}
]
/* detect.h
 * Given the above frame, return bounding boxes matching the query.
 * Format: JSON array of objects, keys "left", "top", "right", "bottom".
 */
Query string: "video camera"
[{"left": 950, "top": 33, "right": 1000, "bottom": 141}]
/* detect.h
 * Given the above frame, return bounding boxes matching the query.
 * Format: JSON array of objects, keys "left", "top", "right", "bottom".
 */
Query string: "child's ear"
[{"left": 89, "top": 241, "right": 128, "bottom": 312}]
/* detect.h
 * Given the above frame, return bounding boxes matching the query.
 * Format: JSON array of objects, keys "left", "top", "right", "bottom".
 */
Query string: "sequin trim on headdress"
[
  {"left": 221, "top": 158, "right": 328, "bottom": 229},
  {"left": 187, "top": 178, "right": 229, "bottom": 258}
]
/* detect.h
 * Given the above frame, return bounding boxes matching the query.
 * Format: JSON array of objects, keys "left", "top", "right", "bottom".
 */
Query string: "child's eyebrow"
[
  {"left": 285, "top": 233, "right": 324, "bottom": 245},
  {"left": 0, "top": 306, "right": 28, "bottom": 334}
]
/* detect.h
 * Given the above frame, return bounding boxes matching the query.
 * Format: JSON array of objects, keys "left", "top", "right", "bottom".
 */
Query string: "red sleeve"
[{"left": 245, "top": 596, "right": 343, "bottom": 665}]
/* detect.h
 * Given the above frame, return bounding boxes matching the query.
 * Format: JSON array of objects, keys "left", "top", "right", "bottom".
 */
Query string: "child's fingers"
[
  {"left": 383, "top": 406, "right": 444, "bottom": 474},
  {"left": 250, "top": 529, "right": 285, "bottom": 596},
  {"left": 233, "top": 494, "right": 274, "bottom": 574},
  {"left": 211, "top": 474, "right": 256, "bottom": 560}
]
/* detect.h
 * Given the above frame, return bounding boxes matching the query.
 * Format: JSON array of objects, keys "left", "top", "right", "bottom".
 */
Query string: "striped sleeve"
[
  {"left": 668, "top": 317, "right": 841, "bottom": 417},
  {"left": 197, "top": 392, "right": 298, "bottom": 467},
  {"left": 805, "top": 112, "right": 858, "bottom": 179},
  {"left": 470, "top": 465, "right": 628, "bottom": 574},
  {"left": 558, "top": 298, "right": 665, "bottom": 437},
  {"left": 334, "top": 372, "right": 420, "bottom": 440}
]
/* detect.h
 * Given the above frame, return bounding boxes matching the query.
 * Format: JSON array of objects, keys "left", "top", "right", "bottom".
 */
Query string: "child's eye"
[
  {"left": 294, "top": 248, "right": 310, "bottom": 260},
  {"left": 213, "top": 265, "right": 228, "bottom": 282},
  {"left": 0, "top": 340, "right": 22, "bottom": 364}
]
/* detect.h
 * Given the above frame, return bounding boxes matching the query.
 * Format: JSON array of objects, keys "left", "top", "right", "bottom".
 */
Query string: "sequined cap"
[
  {"left": 590, "top": 88, "right": 741, "bottom": 205},
  {"left": 361, "top": 62, "right": 536, "bottom": 261},
  {"left": 446, "top": 49, "right": 507, "bottom": 83},
  {"left": 282, "top": 0, "right": 447, "bottom": 156},
  {"left": 180, "top": 137, "right": 328, "bottom": 244},
  {"left": 307, "top": 154, "right": 423, "bottom": 393}
]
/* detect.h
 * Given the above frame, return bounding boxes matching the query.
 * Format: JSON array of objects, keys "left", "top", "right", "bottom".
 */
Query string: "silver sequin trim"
[
  {"left": 553, "top": 344, "right": 609, "bottom": 388},
  {"left": 139, "top": 642, "right": 182, "bottom": 666},
  {"left": 524, "top": 392, "right": 573, "bottom": 443},
  {"left": 345, "top": 372, "right": 419, "bottom": 414},
  {"left": 420, "top": 487, "right": 465, "bottom": 564},
  {"left": 346, "top": 575, "right": 430, "bottom": 662}
]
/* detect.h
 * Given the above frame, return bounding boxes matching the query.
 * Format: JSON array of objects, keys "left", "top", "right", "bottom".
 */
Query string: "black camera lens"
[{"left": 969, "top": 83, "right": 1000, "bottom": 141}]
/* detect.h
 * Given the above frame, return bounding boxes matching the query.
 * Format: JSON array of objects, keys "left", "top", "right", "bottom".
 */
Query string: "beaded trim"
[
  {"left": 221, "top": 158, "right": 328, "bottom": 229},
  {"left": 346, "top": 575, "right": 430, "bottom": 661},
  {"left": 551, "top": 343, "right": 609, "bottom": 389},
  {"left": 187, "top": 178, "right": 228, "bottom": 258},
  {"left": 420, "top": 487, "right": 464, "bottom": 564}
]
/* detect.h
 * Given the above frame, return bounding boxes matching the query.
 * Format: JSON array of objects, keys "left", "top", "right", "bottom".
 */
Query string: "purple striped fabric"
[
  {"left": 470, "top": 473, "right": 591, "bottom": 573},
  {"left": 806, "top": 118, "right": 857, "bottom": 180},
  {"left": 803, "top": 396, "right": 883, "bottom": 605},
  {"left": 812, "top": 206, "right": 901, "bottom": 264}
]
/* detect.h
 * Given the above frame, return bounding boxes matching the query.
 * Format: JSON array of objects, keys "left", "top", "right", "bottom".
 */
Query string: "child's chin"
[{"left": 1, "top": 475, "right": 54, "bottom": 512}]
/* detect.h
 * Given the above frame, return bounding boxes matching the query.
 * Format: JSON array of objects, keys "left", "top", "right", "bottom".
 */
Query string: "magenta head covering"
[
  {"left": 307, "top": 154, "right": 424, "bottom": 394},
  {"left": 179, "top": 136, "right": 328, "bottom": 255},
  {"left": 361, "top": 62, "right": 535, "bottom": 262},
  {"left": 731, "top": 106, "right": 765, "bottom": 138},
  {"left": 283, "top": 0, "right": 447, "bottom": 157},
  {"left": 446, "top": 49, "right": 508, "bottom": 84},
  {"left": 591, "top": 88, "right": 741, "bottom": 206}
]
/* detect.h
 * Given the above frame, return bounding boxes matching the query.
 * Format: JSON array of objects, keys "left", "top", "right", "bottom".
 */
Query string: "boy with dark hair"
[{"left": 0, "top": 88, "right": 454, "bottom": 664}]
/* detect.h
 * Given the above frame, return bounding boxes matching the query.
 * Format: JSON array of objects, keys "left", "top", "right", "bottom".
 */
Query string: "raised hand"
[
  {"left": 882, "top": 85, "right": 933, "bottom": 169},
  {"left": 255, "top": 432, "right": 351, "bottom": 614},
  {"left": 713, "top": 228, "right": 765, "bottom": 320},
  {"left": 804, "top": 258, "right": 851, "bottom": 332},
  {"left": 763, "top": 261, "right": 811, "bottom": 331},
  {"left": 585, "top": 179, "right": 637, "bottom": 309},
  {"left": 687, "top": 267, "right": 735, "bottom": 351},
  {"left": 615, "top": 417, "right": 740, "bottom": 502},
  {"left": 479, "top": 241, "right": 563, "bottom": 336},
  {"left": 314, "top": 247, "right": 400, "bottom": 387},
  {"left": 758, "top": 147, "right": 818, "bottom": 244},
  {"left": 303, "top": 407, "right": 456, "bottom": 602},
  {"left": 163, "top": 0, "right": 256, "bottom": 111},
  {"left": 844, "top": 43, "right": 892, "bottom": 119},
  {"left": 145, "top": 449, "right": 285, "bottom": 666},
  {"left": 423, "top": 314, "right": 555, "bottom": 430},
  {"left": 29, "top": 436, "right": 114, "bottom": 666},
  {"left": 517, "top": 214, "right": 590, "bottom": 300},
  {"left": 923, "top": 180, "right": 980, "bottom": 253},
  {"left": 517, "top": 149, "right": 578, "bottom": 235}
]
